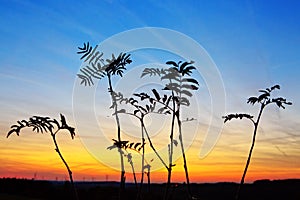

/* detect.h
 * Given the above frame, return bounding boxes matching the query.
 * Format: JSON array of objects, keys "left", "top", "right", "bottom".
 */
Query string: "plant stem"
[
  {"left": 177, "top": 74, "right": 192, "bottom": 199},
  {"left": 129, "top": 157, "right": 138, "bottom": 189},
  {"left": 107, "top": 74, "right": 126, "bottom": 198},
  {"left": 177, "top": 115, "right": 192, "bottom": 199},
  {"left": 137, "top": 119, "right": 145, "bottom": 200},
  {"left": 51, "top": 132, "right": 79, "bottom": 200},
  {"left": 142, "top": 121, "right": 168, "bottom": 169},
  {"left": 164, "top": 91, "right": 176, "bottom": 200},
  {"left": 235, "top": 103, "right": 265, "bottom": 200},
  {"left": 147, "top": 168, "right": 150, "bottom": 192}
]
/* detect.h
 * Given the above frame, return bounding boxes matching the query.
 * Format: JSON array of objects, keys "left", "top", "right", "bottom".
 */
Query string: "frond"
[
  {"left": 181, "top": 84, "right": 198, "bottom": 91},
  {"left": 111, "top": 139, "right": 129, "bottom": 149},
  {"left": 77, "top": 42, "right": 92, "bottom": 60},
  {"left": 222, "top": 113, "right": 254, "bottom": 123},
  {"left": 258, "top": 92, "right": 270, "bottom": 102},
  {"left": 7, "top": 114, "right": 75, "bottom": 139},
  {"left": 271, "top": 97, "right": 292, "bottom": 109},
  {"left": 141, "top": 68, "right": 167, "bottom": 78},
  {"left": 247, "top": 97, "right": 258, "bottom": 105},
  {"left": 77, "top": 64, "right": 107, "bottom": 86},
  {"left": 178, "top": 97, "right": 190, "bottom": 106},
  {"left": 270, "top": 84, "right": 280, "bottom": 91},
  {"left": 181, "top": 78, "right": 199, "bottom": 86},
  {"left": 77, "top": 43, "right": 132, "bottom": 85},
  {"left": 105, "top": 53, "right": 132, "bottom": 77},
  {"left": 165, "top": 61, "right": 178, "bottom": 67}
]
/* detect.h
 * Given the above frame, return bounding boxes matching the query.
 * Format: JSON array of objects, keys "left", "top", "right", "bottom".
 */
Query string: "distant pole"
[{"left": 106, "top": 175, "right": 109, "bottom": 182}]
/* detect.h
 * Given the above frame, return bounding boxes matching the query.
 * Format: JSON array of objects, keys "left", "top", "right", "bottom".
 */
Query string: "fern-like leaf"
[
  {"left": 7, "top": 115, "right": 75, "bottom": 139},
  {"left": 222, "top": 113, "right": 254, "bottom": 123},
  {"left": 141, "top": 68, "right": 166, "bottom": 78},
  {"left": 247, "top": 97, "right": 258, "bottom": 105},
  {"left": 77, "top": 42, "right": 92, "bottom": 60}
]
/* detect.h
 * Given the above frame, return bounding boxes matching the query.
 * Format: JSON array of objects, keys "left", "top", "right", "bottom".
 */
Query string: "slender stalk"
[
  {"left": 107, "top": 73, "right": 126, "bottom": 197},
  {"left": 164, "top": 91, "right": 176, "bottom": 200},
  {"left": 137, "top": 119, "right": 145, "bottom": 200},
  {"left": 121, "top": 112, "right": 166, "bottom": 200},
  {"left": 147, "top": 168, "right": 150, "bottom": 192},
  {"left": 128, "top": 155, "right": 138, "bottom": 189},
  {"left": 125, "top": 112, "right": 168, "bottom": 170},
  {"left": 176, "top": 115, "right": 191, "bottom": 199},
  {"left": 235, "top": 103, "right": 265, "bottom": 200},
  {"left": 177, "top": 76, "right": 192, "bottom": 199},
  {"left": 142, "top": 121, "right": 168, "bottom": 170},
  {"left": 51, "top": 131, "right": 79, "bottom": 200}
]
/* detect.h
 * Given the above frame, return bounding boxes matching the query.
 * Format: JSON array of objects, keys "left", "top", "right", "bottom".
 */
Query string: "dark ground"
[{"left": 0, "top": 178, "right": 299, "bottom": 200}]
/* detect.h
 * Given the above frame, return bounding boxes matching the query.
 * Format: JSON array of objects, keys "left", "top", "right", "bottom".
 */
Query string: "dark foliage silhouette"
[
  {"left": 140, "top": 60, "right": 199, "bottom": 200},
  {"left": 111, "top": 91, "right": 170, "bottom": 199},
  {"left": 223, "top": 84, "right": 292, "bottom": 200},
  {"left": 108, "top": 138, "right": 145, "bottom": 189},
  {"left": 7, "top": 114, "right": 79, "bottom": 200},
  {"left": 77, "top": 42, "right": 132, "bottom": 198}
]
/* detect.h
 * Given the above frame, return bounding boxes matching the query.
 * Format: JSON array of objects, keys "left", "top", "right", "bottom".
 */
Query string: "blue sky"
[
  {"left": 1, "top": 0, "right": 299, "bottom": 125},
  {"left": 0, "top": 0, "right": 300, "bottom": 181}
]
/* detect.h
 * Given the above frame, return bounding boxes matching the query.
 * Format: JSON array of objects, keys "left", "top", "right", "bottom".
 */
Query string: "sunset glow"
[{"left": 0, "top": 0, "right": 300, "bottom": 185}]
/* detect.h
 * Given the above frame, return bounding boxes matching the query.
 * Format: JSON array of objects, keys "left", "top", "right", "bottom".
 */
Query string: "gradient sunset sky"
[{"left": 0, "top": 0, "right": 299, "bottom": 183}]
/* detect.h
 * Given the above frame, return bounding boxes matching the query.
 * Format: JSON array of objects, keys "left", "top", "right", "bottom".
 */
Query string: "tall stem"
[
  {"left": 176, "top": 113, "right": 191, "bottom": 199},
  {"left": 51, "top": 132, "right": 78, "bottom": 200},
  {"left": 129, "top": 157, "right": 138, "bottom": 189},
  {"left": 147, "top": 168, "right": 150, "bottom": 192},
  {"left": 137, "top": 119, "right": 145, "bottom": 200},
  {"left": 164, "top": 91, "right": 176, "bottom": 200},
  {"left": 235, "top": 103, "right": 265, "bottom": 200},
  {"left": 107, "top": 74, "right": 126, "bottom": 197},
  {"left": 177, "top": 72, "right": 192, "bottom": 199},
  {"left": 142, "top": 121, "right": 168, "bottom": 169}
]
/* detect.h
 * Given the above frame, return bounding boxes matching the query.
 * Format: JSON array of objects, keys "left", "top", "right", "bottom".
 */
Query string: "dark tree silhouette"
[
  {"left": 140, "top": 60, "right": 199, "bottom": 200},
  {"left": 77, "top": 42, "right": 132, "bottom": 198},
  {"left": 7, "top": 114, "right": 79, "bottom": 200},
  {"left": 223, "top": 85, "right": 292, "bottom": 200}
]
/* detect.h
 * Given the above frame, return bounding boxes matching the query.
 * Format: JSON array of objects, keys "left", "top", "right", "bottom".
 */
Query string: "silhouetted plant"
[
  {"left": 107, "top": 139, "right": 145, "bottom": 189},
  {"left": 112, "top": 91, "right": 168, "bottom": 200},
  {"left": 7, "top": 114, "right": 79, "bottom": 200},
  {"left": 140, "top": 60, "right": 198, "bottom": 199},
  {"left": 223, "top": 85, "right": 292, "bottom": 200},
  {"left": 77, "top": 42, "right": 132, "bottom": 196}
]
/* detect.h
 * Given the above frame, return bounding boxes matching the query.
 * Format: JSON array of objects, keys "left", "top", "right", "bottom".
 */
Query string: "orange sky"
[
  {"left": 1, "top": 0, "right": 300, "bottom": 185},
  {"left": 1, "top": 118, "right": 299, "bottom": 183}
]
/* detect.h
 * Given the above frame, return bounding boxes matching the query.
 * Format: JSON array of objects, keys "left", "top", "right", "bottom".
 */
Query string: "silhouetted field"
[{"left": 0, "top": 178, "right": 299, "bottom": 200}]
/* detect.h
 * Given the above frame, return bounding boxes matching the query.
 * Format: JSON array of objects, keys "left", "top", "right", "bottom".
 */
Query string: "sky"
[{"left": 0, "top": 0, "right": 300, "bottom": 183}]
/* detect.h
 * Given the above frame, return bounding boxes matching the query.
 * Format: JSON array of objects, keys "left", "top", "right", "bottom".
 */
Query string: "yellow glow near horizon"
[{"left": 1, "top": 122, "right": 300, "bottom": 183}]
